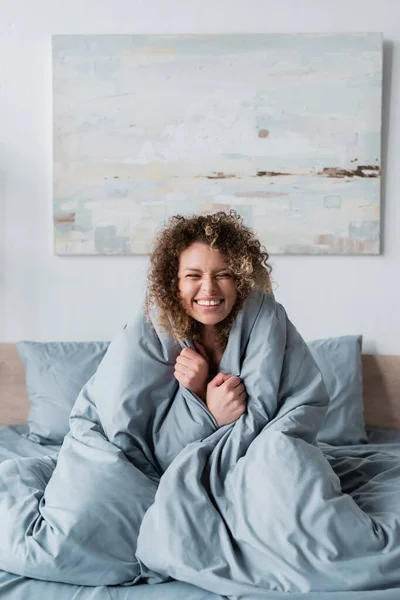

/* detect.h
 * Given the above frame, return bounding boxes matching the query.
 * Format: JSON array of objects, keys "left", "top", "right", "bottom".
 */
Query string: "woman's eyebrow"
[{"left": 183, "top": 267, "right": 230, "bottom": 273}]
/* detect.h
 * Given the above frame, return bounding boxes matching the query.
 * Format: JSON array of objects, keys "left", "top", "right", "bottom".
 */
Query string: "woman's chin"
[
  {"left": 198, "top": 317, "right": 223, "bottom": 326},
  {"left": 190, "top": 312, "right": 228, "bottom": 326}
]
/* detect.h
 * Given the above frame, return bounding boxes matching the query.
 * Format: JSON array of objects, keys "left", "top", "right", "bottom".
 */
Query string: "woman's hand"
[
  {"left": 206, "top": 373, "right": 247, "bottom": 427},
  {"left": 174, "top": 342, "right": 209, "bottom": 400}
]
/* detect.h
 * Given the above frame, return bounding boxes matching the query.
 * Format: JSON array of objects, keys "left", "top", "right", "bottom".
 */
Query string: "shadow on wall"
[
  {"left": 0, "top": 171, "right": 5, "bottom": 339},
  {"left": 380, "top": 39, "right": 394, "bottom": 255}
]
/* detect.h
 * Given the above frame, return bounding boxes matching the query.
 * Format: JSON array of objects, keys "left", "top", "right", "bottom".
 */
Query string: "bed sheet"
[
  {"left": 2, "top": 425, "right": 399, "bottom": 461},
  {"left": 1, "top": 424, "right": 400, "bottom": 600},
  {"left": 366, "top": 425, "right": 400, "bottom": 446},
  {"left": 0, "top": 425, "right": 60, "bottom": 461}
]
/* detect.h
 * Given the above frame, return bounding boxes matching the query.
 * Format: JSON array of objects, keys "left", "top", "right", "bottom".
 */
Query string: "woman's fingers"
[
  {"left": 175, "top": 355, "right": 193, "bottom": 368},
  {"left": 223, "top": 376, "right": 243, "bottom": 391},
  {"left": 174, "top": 369, "right": 183, "bottom": 382},
  {"left": 237, "top": 389, "right": 247, "bottom": 402},
  {"left": 176, "top": 349, "right": 206, "bottom": 368},
  {"left": 209, "top": 372, "right": 229, "bottom": 388},
  {"left": 174, "top": 363, "right": 192, "bottom": 377},
  {"left": 180, "top": 347, "right": 203, "bottom": 361},
  {"left": 174, "top": 369, "right": 190, "bottom": 382}
]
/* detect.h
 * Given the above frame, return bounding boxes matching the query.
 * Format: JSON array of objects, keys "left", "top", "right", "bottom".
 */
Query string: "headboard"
[
  {"left": 0, "top": 344, "right": 29, "bottom": 426},
  {"left": 362, "top": 355, "right": 400, "bottom": 430},
  {"left": 0, "top": 344, "right": 400, "bottom": 429}
]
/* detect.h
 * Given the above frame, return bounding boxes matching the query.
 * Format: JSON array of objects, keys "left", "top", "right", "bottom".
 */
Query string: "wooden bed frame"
[{"left": 0, "top": 344, "right": 399, "bottom": 430}]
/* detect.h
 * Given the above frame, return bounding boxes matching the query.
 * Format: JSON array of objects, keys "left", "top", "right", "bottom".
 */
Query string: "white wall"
[{"left": 0, "top": 0, "right": 399, "bottom": 353}]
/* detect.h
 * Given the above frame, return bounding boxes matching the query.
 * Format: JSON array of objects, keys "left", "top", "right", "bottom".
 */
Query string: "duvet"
[{"left": 1, "top": 291, "right": 400, "bottom": 596}]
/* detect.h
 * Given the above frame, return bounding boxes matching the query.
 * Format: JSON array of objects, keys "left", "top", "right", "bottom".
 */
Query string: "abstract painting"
[{"left": 53, "top": 33, "right": 382, "bottom": 255}]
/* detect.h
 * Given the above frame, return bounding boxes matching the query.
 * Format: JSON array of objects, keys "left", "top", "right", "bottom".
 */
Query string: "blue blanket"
[{"left": 1, "top": 291, "right": 400, "bottom": 595}]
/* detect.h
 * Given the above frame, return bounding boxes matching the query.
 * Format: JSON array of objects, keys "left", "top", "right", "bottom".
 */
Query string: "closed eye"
[{"left": 185, "top": 272, "right": 232, "bottom": 279}]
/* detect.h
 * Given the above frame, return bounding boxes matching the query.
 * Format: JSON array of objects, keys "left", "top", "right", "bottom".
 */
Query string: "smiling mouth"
[{"left": 194, "top": 299, "right": 224, "bottom": 307}]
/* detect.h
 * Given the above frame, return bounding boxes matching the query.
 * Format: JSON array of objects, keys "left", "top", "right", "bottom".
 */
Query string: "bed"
[{"left": 1, "top": 342, "right": 400, "bottom": 600}]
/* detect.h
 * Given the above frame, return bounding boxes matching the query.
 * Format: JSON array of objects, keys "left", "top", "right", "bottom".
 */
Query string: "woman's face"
[{"left": 178, "top": 242, "right": 238, "bottom": 327}]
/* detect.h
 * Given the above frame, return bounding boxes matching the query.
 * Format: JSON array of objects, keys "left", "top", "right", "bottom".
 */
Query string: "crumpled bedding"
[{"left": 1, "top": 291, "right": 400, "bottom": 596}]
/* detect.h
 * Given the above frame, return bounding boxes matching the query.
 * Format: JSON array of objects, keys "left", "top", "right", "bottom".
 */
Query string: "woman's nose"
[{"left": 202, "top": 275, "right": 216, "bottom": 293}]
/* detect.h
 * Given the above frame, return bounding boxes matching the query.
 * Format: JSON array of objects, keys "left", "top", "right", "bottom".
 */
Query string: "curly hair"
[{"left": 145, "top": 210, "right": 272, "bottom": 349}]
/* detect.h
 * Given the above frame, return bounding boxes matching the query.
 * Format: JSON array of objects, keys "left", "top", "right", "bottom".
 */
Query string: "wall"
[{"left": 0, "top": 0, "right": 399, "bottom": 353}]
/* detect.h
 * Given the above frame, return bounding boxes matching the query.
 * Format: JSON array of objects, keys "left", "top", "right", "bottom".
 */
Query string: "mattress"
[{"left": 1, "top": 424, "right": 400, "bottom": 600}]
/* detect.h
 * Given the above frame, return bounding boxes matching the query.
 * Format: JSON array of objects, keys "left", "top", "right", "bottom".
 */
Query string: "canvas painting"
[{"left": 53, "top": 33, "right": 382, "bottom": 255}]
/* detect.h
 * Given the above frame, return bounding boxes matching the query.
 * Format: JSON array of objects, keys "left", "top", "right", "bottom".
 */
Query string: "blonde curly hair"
[{"left": 145, "top": 210, "right": 272, "bottom": 349}]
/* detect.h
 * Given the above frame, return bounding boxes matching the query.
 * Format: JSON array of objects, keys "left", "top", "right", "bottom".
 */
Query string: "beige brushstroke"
[{"left": 54, "top": 212, "right": 75, "bottom": 223}]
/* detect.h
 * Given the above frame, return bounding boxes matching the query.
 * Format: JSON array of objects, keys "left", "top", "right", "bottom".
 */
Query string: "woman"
[
  {"left": 0, "top": 210, "right": 338, "bottom": 594},
  {"left": 145, "top": 210, "right": 272, "bottom": 427}
]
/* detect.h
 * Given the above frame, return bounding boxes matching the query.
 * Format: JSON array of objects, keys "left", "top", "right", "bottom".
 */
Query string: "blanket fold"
[{"left": 1, "top": 291, "right": 400, "bottom": 596}]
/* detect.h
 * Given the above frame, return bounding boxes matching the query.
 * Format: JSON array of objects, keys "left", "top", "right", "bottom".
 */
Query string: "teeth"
[{"left": 196, "top": 300, "right": 222, "bottom": 306}]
